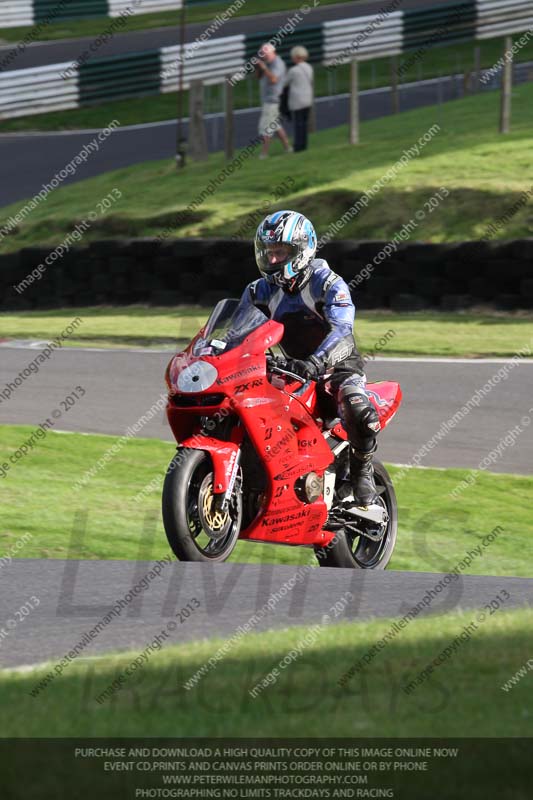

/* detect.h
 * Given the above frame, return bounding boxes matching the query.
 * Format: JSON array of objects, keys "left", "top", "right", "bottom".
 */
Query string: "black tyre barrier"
[{"left": 2, "top": 237, "right": 532, "bottom": 310}]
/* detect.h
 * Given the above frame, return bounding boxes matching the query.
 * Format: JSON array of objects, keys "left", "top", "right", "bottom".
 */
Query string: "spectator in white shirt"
[{"left": 255, "top": 43, "right": 292, "bottom": 159}]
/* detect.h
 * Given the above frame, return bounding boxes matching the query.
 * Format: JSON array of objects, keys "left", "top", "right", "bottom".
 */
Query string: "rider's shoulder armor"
[
  {"left": 307, "top": 260, "right": 353, "bottom": 310},
  {"left": 248, "top": 263, "right": 352, "bottom": 319}
]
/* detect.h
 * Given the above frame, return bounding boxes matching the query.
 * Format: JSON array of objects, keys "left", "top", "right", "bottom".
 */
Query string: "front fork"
[{"left": 215, "top": 448, "right": 242, "bottom": 513}]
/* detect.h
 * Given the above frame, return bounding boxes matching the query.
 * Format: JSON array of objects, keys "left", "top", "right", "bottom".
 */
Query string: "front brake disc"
[{"left": 197, "top": 473, "right": 233, "bottom": 539}]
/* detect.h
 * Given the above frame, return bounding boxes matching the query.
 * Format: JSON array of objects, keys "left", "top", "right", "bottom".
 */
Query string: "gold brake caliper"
[{"left": 201, "top": 480, "right": 230, "bottom": 532}]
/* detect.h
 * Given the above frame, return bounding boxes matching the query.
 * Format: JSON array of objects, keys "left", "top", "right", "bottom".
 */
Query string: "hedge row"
[{"left": 2, "top": 237, "right": 533, "bottom": 311}]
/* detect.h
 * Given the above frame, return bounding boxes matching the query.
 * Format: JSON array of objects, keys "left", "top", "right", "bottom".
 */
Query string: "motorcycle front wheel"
[
  {"left": 314, "top": 458, "right": 397, "bottom": 569},
  {"left": 162, "top": 449, "right": 242, "bottom": 562}
]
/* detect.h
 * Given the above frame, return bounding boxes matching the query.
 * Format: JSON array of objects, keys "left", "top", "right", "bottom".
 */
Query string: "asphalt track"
[
  {"left": 2, "top": 348, "right": 532, "bottom": 668},
  {"left": 0, "top": 0, "right": 452, "bottom": 71},
  {"left": 2, "top": 560, "right": 533, "bottom": 669},
  {"left": 1, "top": 347, "right": 533, "bottom": 474}
]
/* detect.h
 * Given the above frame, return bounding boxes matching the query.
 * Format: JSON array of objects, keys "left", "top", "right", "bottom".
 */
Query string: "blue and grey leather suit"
[{"left": 238, "top": 258, "right": 379, "bottom": 453}]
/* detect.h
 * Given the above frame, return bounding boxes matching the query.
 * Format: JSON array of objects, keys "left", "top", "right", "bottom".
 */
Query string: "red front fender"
[{"left": 178, "top": 436, "right": 239, "bottom": 495}]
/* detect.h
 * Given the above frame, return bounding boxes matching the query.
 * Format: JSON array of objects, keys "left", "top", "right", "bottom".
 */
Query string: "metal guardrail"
[
  {"left": 0, "top": 0, "right": 531, "bottom": 120},
  {"left": 0, "top": 0, "right": 34, "bottom": 28},
  {"left": 477, "top": 0, "right": 533, "bottom": 38},
  {"left": 108, "top": 0, "right": 182, "bottom": 15},
  {"left": 0, "top": 61, "right": 78, "bottom": 118}
]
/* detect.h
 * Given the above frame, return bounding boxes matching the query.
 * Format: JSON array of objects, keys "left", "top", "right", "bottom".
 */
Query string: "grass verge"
[
  {"left": 0, "top": 0, "right": 361, "bottom": 43},
  {"left": 1, "top": 306, "right": 532, "bottom": 356},
  {"left": 1, "top": 81, "right": 533, "bottom": 249},
  {"left": 2, "top": 609, "right": 533, "bottom": 739},
  {"left": 0, "top": 425, "right": 531, "bottom": 573}
]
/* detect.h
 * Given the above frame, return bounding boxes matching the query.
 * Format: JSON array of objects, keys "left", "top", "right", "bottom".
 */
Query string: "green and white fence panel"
[
  {"left": 323, "top": 0, "right": 530, "bottom": 65},
  {"left": 160, "top": 35, "right": 246, "bottom": 91},
  {"left": 78, "top": 49, "right": 161, "bottom": 103},
  {"left": 35, "top": 0, "right": 108, "bottom": 21},
  {"left": 1, "top": 0, "right": 532, "bottom": 119},
  {"left": 403, "top": 1, "right": 478, "bottom": 49},
  {"left": 244, "top": 25, "right": 324, "bottom": 68}
]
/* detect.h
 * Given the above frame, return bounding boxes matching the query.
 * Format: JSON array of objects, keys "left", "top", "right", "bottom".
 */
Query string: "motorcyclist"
[{"left": 238, "top": 210, "right": 381, "bottom": 506}]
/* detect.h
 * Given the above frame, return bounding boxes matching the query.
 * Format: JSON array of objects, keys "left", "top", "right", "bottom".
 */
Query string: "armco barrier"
[
  {"left": 0, "top": 0, "right": 34, "bottom": 28},
  {"left": 2, "top": 238, "right": 532, "bottom": 311},
  {"left": 0, "top": 0, "right": 532, "bottom": 119},
  {"left": 477, "top": 0, "right": 533, "bottom": 40},
  {"left": 0, "top": 61, "right": 79, "bottom": 118},
  {"left": 78, "top": 50, "right": 161, "bottom": 104}
]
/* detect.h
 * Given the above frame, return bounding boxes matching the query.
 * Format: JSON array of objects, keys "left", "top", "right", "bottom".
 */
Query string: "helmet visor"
[{"left": 255, "top": 242, "right": 300, "bottom": 275}]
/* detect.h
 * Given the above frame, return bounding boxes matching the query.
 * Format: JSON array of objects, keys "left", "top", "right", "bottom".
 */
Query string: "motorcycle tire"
[{"left": 162, "top": 448, "right": 242, "bottom": 562}]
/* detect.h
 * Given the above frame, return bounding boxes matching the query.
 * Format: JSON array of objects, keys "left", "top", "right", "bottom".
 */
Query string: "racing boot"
[{"left": 350, "top": 443, "right": 378, "bottom": 507}]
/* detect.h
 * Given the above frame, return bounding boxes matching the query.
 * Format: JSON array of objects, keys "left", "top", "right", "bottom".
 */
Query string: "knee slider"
[{"left": 339, "top": 386, "right": 381, "bottom": 441}]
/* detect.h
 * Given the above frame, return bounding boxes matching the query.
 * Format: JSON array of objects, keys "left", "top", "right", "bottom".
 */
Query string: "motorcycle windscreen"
[{"left": 192, "top": 298, "right": 270, "bottom": 356}]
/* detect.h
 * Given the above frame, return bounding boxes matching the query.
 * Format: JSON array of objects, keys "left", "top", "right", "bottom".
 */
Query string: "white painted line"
[
  {"left": 0, "top": 662, "right": 51, "bottom": 674},
  {"left": 0, "top": 341, "right": 177, "bottom": 353},
  {"left": 1, "top": 653, "right": 113, "bottom": 674},
  {"left": 386, "top": 462, "right": 451, "bottom": 471}
]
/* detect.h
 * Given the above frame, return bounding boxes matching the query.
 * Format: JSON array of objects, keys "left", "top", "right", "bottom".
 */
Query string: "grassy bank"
[
  {"left": 2, "top": 608, "right": 533, "bottom": 739},
  {"left": 1, "top": 82, "right": 533, "bottom": 251},
  {"left": 1, "top": 307, "right": 533, "bottom": 356},
  {"left": 0, "top": 425, "right": 530, "bottom": 573}
]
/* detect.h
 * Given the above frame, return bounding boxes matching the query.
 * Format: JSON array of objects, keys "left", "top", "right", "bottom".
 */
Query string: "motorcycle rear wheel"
[
  {"left": 162, "top": 449, "right": 242, "bottom": 562},
  {"left": 314, "top": 458, "right": 397, "bottom": 569}
]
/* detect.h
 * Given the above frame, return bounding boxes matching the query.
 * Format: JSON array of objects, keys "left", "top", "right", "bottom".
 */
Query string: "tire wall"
[{"left": 3, "top": 238, "right": 533, "bottom": 311}]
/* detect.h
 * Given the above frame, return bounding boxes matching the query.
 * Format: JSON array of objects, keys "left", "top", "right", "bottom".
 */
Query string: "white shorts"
[{"left": 259, "top": 103, "right": 281, "bottom": 137}]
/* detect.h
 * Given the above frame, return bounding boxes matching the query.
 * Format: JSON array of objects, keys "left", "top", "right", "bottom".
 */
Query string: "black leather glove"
[{"left": 286, "top": 357, "right": 321, "bottom": 380}]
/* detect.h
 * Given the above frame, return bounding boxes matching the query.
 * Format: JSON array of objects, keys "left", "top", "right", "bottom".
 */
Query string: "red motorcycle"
[{"left": 163, "top": 299, "right": 402, "bottom": 569}]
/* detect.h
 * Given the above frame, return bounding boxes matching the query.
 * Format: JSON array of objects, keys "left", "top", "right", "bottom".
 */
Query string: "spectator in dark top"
[
  {"left": 255, "top": 43, "right": 292, "bottom": 159},
  {"left": 284, "top": 46, "right": 314, "bottom": 152}
]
